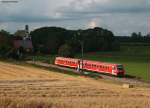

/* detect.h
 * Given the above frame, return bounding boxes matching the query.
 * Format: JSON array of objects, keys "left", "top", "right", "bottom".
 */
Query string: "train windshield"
[{"left": 117, "top": 65, "right": 124, "bottom": 70}]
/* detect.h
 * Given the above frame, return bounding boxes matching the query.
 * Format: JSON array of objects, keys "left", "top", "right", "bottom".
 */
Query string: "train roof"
[
  {"left": 84, "top": 60, "right": 121, "bottom": 66},
  {"left": 56, "top": 57, "right": 79, "bottom": 61}
]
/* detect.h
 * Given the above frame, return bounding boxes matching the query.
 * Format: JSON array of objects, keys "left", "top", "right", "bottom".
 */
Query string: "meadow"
[
  {"left": 82, "top": 45, "right": 150, "bottom": 81},
  {"left": 32, "top": 45, "right": 150, "bottom": 81}
]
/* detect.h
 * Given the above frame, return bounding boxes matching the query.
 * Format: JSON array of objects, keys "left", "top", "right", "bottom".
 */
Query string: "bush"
[
  {"left": 58, "top": 44, "right": 74, "bottom": 57},
  {"left": 0, "top": 45, "right": 12, "bottom": 57},
  {"left": 111, "top": 40, "right": 120, "bottom": 51}
]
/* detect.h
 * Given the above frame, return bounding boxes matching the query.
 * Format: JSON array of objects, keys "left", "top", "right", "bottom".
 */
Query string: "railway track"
[{"left": 26, "top": 61, "right": 150, "bottom": 87}]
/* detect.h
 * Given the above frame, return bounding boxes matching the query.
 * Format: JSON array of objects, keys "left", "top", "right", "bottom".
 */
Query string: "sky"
[{"left": 0, "top": 0, "right": 150, "bottom": 36}]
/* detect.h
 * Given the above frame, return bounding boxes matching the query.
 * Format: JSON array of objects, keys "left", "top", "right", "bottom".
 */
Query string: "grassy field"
[
  {"left": 0, "top": 61, "right": 150, "bottom": 108},
  {"left": 82, "top": 46, "right": 150, "bottom": 81},
  {"left": 32, "top": 45, "right": 150, "bottom": 81},
  {"left": 31, "top": 54, "right": 55, "bottom": 64}
]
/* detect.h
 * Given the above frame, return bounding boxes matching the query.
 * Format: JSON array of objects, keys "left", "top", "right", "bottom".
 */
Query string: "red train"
[{"left": 54, "top": 57, "right": 125, "bottom": 76}]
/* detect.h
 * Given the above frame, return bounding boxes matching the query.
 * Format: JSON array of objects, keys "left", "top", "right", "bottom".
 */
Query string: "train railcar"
[
  {"left": 55, "top": 57, "right": 125, "bottom": 76},
  {"left": 55, "top": 57, "right": 79, "bottom": 68},
  {"left": 82, "top": 60, "right": 125, "bottom": 76}
]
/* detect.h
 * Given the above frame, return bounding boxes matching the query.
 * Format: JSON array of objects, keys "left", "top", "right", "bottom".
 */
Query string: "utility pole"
[
  {"left": 77, "top": 31, "right": 84, "bottom": 73},
  {"left": 81, "top": 41, "right": 84, "bottom": 73}
]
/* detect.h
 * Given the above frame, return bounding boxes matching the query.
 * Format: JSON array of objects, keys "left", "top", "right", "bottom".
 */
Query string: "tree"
[
  {"left": 14, "top": 30, "right": 26, "bottom": 37},
  {"left": 30, "top": 27, "right": 69, "bottom": 54},
  {"left": 131, "top": 32, "right": 138, "bottom": 37},
  {"left": 30, "top": 26, "right": 117, "bottom": 55},
  {"left": 131, "top": 32, "right": 143, "bottom": 42},
  {"left": 0, "top": 30, "right": 13, "bottom": 57},
  {"left": 58, "top": 44, "right": 74, "bottom": 57},
  {"left": 111, "top": 40, "right": 120, "bottom": 51}
]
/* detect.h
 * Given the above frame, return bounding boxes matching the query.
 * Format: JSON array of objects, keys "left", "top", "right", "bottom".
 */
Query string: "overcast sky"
[{"left": 0, "top": 0, "right": 150, "bottom": 35}]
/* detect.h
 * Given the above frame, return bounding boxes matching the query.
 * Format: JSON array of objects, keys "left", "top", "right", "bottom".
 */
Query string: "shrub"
[{"left": 58, "top": 44, "right": 74, "bottom": 57}]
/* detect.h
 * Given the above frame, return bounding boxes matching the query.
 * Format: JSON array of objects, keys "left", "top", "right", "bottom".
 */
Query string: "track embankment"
[{"left": 26, "top": 61, "right": 150, "bottom": 87}]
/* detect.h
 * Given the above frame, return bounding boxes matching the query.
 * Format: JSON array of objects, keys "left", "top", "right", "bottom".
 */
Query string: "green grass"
[
  {"left": 81, "top": 46, "right": 150, "bottom": 81},
  {"left": 30, "top": 46, "right": 150, "bottom": 81},
  {"left": 31, "top": 55, "right": 55, "bottom": 64}
]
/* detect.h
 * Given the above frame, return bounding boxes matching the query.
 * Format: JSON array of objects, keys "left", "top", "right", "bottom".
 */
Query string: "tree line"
[
  {"left": 0, "top": 30, "right": 13, "bottom": 58},
  {"left": 116, "top": 32, "right": 150, "bottom": 43},
  {"left": 31, "top": 27, "right": 120, "bottom": 57},
  {"left": 0, "top": 26, "right": 121, "bottom": 58}
]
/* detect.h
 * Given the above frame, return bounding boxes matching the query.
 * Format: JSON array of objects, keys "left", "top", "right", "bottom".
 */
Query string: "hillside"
[{"left": 0, "top": 61, "right": 150, "bottom": 108}]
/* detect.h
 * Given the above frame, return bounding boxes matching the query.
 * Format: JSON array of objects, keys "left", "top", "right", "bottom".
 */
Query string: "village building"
[{"left": 13, "top": 25, "right": 33, "bottom": 52}]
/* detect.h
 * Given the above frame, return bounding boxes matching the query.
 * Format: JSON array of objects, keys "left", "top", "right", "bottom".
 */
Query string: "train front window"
[{"left": 117, "top": 65, "right": 123, "bottom": 70}]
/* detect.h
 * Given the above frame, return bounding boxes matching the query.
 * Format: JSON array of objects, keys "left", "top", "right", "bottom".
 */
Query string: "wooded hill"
[{"left": 31, "top": 27, "right": 119, "bottom": 56}]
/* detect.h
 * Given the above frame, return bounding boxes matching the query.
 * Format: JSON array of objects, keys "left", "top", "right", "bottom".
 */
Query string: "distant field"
[{"left": 32, "top": 45, "right": 150, "bottom": 81}]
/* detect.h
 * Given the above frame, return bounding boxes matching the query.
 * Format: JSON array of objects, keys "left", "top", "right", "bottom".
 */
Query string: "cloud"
[
  {"left": 55, "top": 0, "right": 150, "bottom": 35},
  {"left": 58, "top": 0, "right": 150, "bottom": 17},
  {"left": 0, "top": 0, "right": 150, "bottom": 35},
  {"left": 0, "top": 0, "right": 71, "bottom": 22}
]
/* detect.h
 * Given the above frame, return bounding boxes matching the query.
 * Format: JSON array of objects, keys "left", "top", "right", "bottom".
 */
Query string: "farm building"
[
  {"left": 13, "top": 37, "right": 33, "bottom": 51},
  {"left": 13, "top": 25, "right": 33, "bottom": 52}
]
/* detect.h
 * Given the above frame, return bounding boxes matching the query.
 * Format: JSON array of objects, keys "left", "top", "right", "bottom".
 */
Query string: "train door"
[
  {"left": 77, "top": 60, "right": 80, "bottom": 72},
  {"left": 112, "top": 66, "right": 116, "bottom": 75}
]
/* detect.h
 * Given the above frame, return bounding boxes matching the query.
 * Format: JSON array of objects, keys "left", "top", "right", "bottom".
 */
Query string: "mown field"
[
  {"left": 0, "top": 61, "right": 150, "bottom": 108},
  {"left": 32, "top": 45, "right": 150, "bottom": 81}
]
